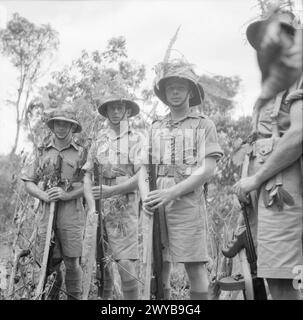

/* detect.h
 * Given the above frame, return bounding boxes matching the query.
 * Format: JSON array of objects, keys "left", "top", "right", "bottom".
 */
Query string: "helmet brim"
[
  {"left": 246, "top": 19, "right": 295, "bottom": 50},
  {"left": 97, "top": 99, "right": 140, "bottom": 118},
  {"left": 46, "top": 117, "right": 82, "bottom": 133},
  {"left": 154, "top": 76, "right": 204, "bottom": 107}
]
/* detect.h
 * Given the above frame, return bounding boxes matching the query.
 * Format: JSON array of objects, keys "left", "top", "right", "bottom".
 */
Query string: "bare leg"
[
  {"left": 267, "top": 278, "right": 302, "bottom": 300},
  {"left": 185, "top": 262, "right": 209, "bottom": 300},
  {"left": 63, "top": 256, "right": 83, "bottom": 300},
  {"left": 117, "top": 259, "right": 139, "bottom": 300}
]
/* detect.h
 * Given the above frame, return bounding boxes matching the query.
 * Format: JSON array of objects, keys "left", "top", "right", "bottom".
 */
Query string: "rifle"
[
  {"left": 94, "top": 161, "right": 108, "bottom": 298},
  {"left": 222, "top": 153, "right": 267, "bottom": 300},
  {"left": 239, "top": 199, "right": 267, "bottom": 300},
  {"left": 35, "top": 153, "right": 62, "bottom": 300},
  {"left": 148, "top": 153, "right": 164, "bottom": 300}
]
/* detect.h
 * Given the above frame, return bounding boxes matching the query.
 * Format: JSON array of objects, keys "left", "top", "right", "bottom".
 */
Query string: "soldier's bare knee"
[
  {"left": 63, "top": 256, "right": 79, "bottom": 270},
  {"left": 117, "top": 259, "right": 136, "bottom": 281}
]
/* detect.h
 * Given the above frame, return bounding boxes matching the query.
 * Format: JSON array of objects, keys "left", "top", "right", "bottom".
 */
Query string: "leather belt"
[
  {"left": 103, "top": 177, "right": 117, "bottom": 186},
  {"left": 157, "top": 164, "right": 175, "bottom": 177}
]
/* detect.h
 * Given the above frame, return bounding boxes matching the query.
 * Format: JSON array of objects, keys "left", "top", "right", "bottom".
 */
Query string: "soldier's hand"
[
  {"left": 142, "top": 202, "right": 155, "bottom": 216},
  {"left": 47, "top": 187, "right": 70, "bottom": 201},
  {"left": 40, "top": 191, "right": 51, "bottom": 203},
  {"left": 233, "top": 175, "right": 259, "bottom": 202},
  {"left": 143, "top": 188, "right": 174, "bottom": 210},
  {"left": 92, "top": 185, "right": 113, "bottom": 199},
  {"left": 92, "top": 186, "right": 101, "bottom": 200}
]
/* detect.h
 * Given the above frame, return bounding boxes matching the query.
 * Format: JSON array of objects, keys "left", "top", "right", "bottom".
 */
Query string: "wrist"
[
  {"left": 169, "top": 185, "right": 178, "bottom": 200},
  {"left": 41, "top": 191, "right": 49, "bottom": 202},
  {"left": 254, "top": 172, "right": 264, "bottom": 188},
  {"left": 63, "top": 191, "right": 71, "bottom": 201},
  {"left": 108, "top": 186, "right": 116, "bottom": 197}
]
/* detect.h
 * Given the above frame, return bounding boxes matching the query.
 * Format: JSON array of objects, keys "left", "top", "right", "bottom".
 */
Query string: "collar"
[
  {"left": 45, "top": 137, "right": 79, "bottom": 151},
  {"left": 163, "top": 108, "right": 203, "bottom": 124},
  {"left": 106, "top": 128, "right": 131, "bottom": 141}
]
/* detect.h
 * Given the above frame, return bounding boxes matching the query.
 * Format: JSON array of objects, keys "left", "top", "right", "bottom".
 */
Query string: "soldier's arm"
[
  {"left": 24, "top": 181, "right": 50, "bottom": 203},
  {"left": 170, "top": 156, "right": 217, "bottom": 198},
  {"left": 254, "top": 99, "right": 302, "bottom": 186},
  {"left": 108, "top": 173, "right": 138, "bottom": 196},
  {"left": 83, "top": 171, "right": 95, "bottom": 211},
  {"left": 143, "top": 157, "right": 217, "bottom": 210}
]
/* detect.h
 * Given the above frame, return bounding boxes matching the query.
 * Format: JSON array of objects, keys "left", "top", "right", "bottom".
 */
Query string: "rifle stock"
[
  {"left": 35, "top": 153, "right": 62, "bottom": 300},
  {"left": 240, "top": 200, "right": 267, "bottom": 300},
  {"left": 148, "top": 158, "right": 164, "bottom": 300},
  {"left": 240, "top": 154, "right": 267, "bottom": 300},
  {"left": 94, "top": 161, "right": 107, "bottom": 298}
]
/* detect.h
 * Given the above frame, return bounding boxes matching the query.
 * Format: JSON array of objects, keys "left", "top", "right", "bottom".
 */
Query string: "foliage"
[
  {"left": 26, "top": 36, "right": 146, "bottom": 151},
  {"left": 0, "top": 13, "right": 59, "bottom": 155},
  {"left": 0, "top": 13, "right": 256, "bottom": 300}
]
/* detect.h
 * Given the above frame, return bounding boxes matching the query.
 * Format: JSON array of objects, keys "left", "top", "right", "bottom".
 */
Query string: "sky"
[{"left": 0, "top": 0, "right": 302, "bottom": 155}]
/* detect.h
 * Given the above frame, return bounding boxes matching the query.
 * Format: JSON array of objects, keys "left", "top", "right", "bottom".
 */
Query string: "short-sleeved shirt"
[
  {"left": 21, "top": 138, "right": 87, "bottom": 230},
  {"left": 83, "top": 127, "right": 146, "bottom": 178},
  {"left": 150, "top": 109, "right": 223, "bottom": 173},
  {"left": 146, "top": 109, "right": 223, "bottom": 262},
  {"left": 248, "top": 76, "right": 303, "bottom": 279},
  {"left": 82, "top": 127, "right": 146, "bottom": 260},
  {"left": 254, "top": 76, "right": 303, "bottom": 137}
]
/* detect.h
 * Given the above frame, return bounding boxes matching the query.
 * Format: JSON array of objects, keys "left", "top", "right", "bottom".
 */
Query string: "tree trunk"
[
  {"left": 10, "top": 75, "right": 25, "bottom": 157},
  {"left": 10, "top": 119, "right": 20, "bottom": 156}
]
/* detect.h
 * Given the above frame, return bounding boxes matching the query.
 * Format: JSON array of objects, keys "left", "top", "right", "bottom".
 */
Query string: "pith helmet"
[
  {"left": 154, "top": 61, "right": 204, "bottom": 107},
  {"left": 246, "top": 10, "right": 296, "bottom": 50},
  {"left": 46, "top": 103, "right": 82, "bottom": 133},
  {"left": 97, "top": 94, "right": 140, "bottom": 118}
]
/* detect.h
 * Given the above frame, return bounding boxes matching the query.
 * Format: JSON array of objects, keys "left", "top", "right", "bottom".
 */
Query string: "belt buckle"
[{"left": 157, "top": 165, "right": 166, "bottom": 176}]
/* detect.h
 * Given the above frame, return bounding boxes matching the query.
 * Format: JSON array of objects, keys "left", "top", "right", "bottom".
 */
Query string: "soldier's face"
[
  {"left": 53, "top": 120, "right": 73, "bottom": 139},
  {"left": 106, "top": 102, "right": 129, "bottom": 125},
  {"left": 164, "top": 78, "right": 191, "bottom": 107}
]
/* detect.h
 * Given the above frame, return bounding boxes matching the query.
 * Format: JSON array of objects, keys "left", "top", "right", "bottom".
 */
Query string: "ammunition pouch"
[
  {"left": 252, "top": 137, "right": 278, "bottom": 164},
  {"left": 251, "top": 137, "right": 295, "bottom": 209}
]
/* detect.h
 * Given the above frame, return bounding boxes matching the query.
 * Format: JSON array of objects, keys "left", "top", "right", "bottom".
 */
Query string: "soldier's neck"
[
  {"left": 170, "top": 105, "right": 190, "bottom": 121},
  {"left": 108, "top": 120, "right": 129, "bottom": 136},
  {"left": 54, "top": 136, "right": 72, "bottom": 151}
]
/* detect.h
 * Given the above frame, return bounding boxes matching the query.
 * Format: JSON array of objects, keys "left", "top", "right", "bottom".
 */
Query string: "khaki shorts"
[
  {"left": 104, "top": 193, "right": 139, "bottom": 261},
  {"left": 38, "top": 226, "right": 84, "bottom": 259},
  {"left": 157, "top": 177, "right": 209, "bottom": 263},
  {"left": 257, "top": 160, "right": 303, "bottom": 279}
]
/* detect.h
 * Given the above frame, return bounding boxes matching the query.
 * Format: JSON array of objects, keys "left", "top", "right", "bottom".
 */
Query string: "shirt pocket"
[
  {"left": 253, "top": 138, "right": 278, "bottom": 164},
  {"left": 61, "top": 159, "right": 77, "bottom": 180}
]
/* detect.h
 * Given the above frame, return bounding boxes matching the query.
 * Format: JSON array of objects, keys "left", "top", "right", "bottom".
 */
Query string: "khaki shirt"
[
  {"left": 253, "top": 77, "right": 303, "bottom": 137},
  {"left": 149, "top": 109, "right": 223, "bottom": 181},
  {"left": 21, "top": 138, "right": 87, "bottom": 229},
  {"left": 83, "top": 128, "right": 146, "bottom": 178},
  {"left": 83, "top": 127, "right": 145, "bottom": 258}
]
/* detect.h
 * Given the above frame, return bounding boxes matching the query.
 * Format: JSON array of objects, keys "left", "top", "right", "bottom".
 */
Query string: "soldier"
[
  {"left": 83, "top": 91, "right": 144, "bottom": 300},
  {"left": 21, "top": 104, "right": 87, "bottom": 300},
  {"left": 234, "top": 10, "right": 303, "bottom": 300},
  {"left": 138, "top": 60, "right": 223, "bottom": 300}
]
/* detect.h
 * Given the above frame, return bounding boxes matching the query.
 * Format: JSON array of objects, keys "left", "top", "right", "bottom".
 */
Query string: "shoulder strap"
[{"left": 270, "top": 91, "right": 285, "bottom": 138}]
